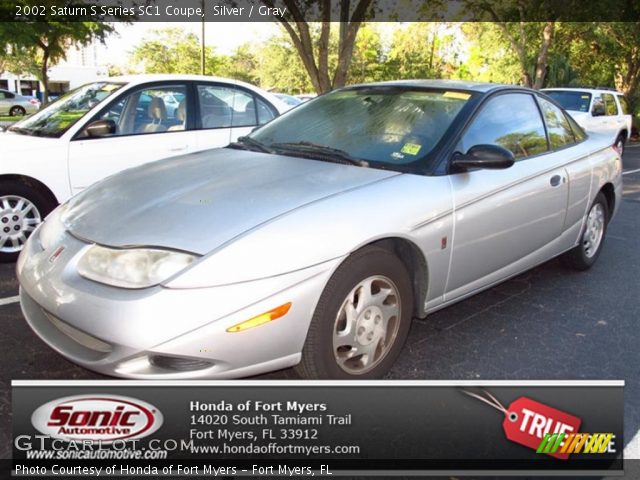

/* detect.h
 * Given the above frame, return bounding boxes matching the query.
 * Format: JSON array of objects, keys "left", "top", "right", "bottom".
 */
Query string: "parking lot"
[{"left": 1, "top": 146, "right": 639, "bottom": 460}]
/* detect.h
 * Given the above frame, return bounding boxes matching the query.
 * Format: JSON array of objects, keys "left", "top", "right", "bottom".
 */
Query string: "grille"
[{"left": 42, "top": 310, "right": 112, "bottom": 353}]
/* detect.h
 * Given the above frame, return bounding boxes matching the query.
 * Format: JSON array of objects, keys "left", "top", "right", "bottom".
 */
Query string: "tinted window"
[
  {"left": 91, "top": 84, "right": 187, "bottom": 136},
  {"left": 198, "top": 85, "right": 265, "bottom": 129},
  {"left": 617, "top": 95, "right": 630, "bottom": 115},
  {"left": 538, "top": 97, "right": 575, "bottom": 149},
  {"left": 252, "top": 88, "right": 472, "bottom": 167},
  {"left": 603, "top": 93, "right": 618, "bottom": 115},
  {"left": 457, "top": 93, "right": 548, "bottom": 160},
  {"left": 545, "top": 90, "right": 591, "bottom": 112}
]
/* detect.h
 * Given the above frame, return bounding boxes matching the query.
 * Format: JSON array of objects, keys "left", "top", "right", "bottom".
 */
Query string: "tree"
[
  {"left": 130, "top": 28, "right": 224, "bottom": 75},
  {"left": 461, "top": 2, "right": 555, "bottom": 88},
  {"left": 1, "top": 20, "right": 117, "bottom": 103},
  {"left": 259, "top": 0, "right": 374, "bottom": 94}
]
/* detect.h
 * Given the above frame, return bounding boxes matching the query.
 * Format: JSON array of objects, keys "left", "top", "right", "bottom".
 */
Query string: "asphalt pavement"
[{"left": 1, "top": 146, "right": 639, "bottom": 465}]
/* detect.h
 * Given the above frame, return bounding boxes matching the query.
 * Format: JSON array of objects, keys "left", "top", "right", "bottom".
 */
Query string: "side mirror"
[
  {"left": 84, "top": 119, "right": 116, "bottom": 138},
  {"left": 592, "top": 105, "right": 606, "bottom": 117},
  {"left": 451, "top": 144, "right": 515, "bottom": 171}
]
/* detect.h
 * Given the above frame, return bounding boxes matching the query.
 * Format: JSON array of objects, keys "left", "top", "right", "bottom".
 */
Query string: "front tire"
[
  {"left": 0, "top": 181, "right": 56, "bottom": 262},
  {"left": 561, "top": 192, "right": 609, "bottom": 271},
  {"left": 295, "top": 246, "right": 414, "bottom": 379}
]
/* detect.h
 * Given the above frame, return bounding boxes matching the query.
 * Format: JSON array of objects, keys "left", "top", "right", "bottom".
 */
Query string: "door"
[
  {"left": 445, "top": 92, "right": 569, "bottom": 300},
  {"left": 68, "top": 83, "right": 198, "bottom": 195},
  {"left": 589, "top": 93, "right": 621, "bottom": 139}
]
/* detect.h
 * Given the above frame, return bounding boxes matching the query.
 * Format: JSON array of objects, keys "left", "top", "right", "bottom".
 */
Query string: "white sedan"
[{"left": 0, "top": 74, "right": 288, "bottom": 261}]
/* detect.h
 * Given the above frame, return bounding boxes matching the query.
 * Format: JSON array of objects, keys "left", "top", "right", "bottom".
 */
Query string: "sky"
[{"left": 103, "top": 22, "right": 280, "bottom": 65}]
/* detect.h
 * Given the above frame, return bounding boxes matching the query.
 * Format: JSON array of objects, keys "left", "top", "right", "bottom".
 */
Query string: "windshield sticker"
[
  {"left": 581, "top": 95, "right": 590, "bottom": 99},
  {"left": 391, "top": 152, "right": 405, "bottom": 160},
  {"left": 443, "top": 91, "right": 471, "bottom": 100},
  {"left": 400, "top": 143, "right": 422, "bottom": 155}
]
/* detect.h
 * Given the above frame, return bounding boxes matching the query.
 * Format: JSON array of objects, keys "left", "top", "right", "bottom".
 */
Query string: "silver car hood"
[{"left": 63, "top": 148, "right": 400, "bottom": 254}]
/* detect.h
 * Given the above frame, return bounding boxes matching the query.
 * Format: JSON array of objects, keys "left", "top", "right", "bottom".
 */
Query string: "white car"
[
  {"left": 542, "top": 88, "right": 632, "bottom": 154},
  {"left": 0, "top": 74, "right": 289, "bottom": 261}
]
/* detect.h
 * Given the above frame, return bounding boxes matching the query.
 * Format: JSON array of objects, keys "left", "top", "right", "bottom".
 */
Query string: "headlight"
[
  {"left": 39, "top": 204, "right": 68, "bottom": 251},
  {"left": 77, "top": 245, "right": 197, "bottom": 289}
]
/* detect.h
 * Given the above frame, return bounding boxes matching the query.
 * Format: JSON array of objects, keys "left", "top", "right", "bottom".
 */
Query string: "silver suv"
[{"left": 542, "top": 87, "right": 632, "bottom": 155}]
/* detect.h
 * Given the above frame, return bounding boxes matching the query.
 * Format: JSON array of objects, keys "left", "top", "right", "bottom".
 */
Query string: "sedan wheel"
[
  {"left": 10, "top": 106, "right": 26, "bottom": 116},
  {"left": 0, "top": 181, "right": 56, "bottom": 262},
  {"left": 561, "top": 192, "right": 609, "bottom": 270},
  {"left": 0, "top": 195, "right": 41, "bottom": 254},
  {"left": 296, "top": 246, "right": 413, "bottom": 379}
]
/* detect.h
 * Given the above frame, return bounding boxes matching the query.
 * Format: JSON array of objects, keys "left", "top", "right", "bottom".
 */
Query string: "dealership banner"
[
  {"left": 10, "top": 380, "right": 623, "bottom": 477},
  {"left": 0, "top": 0, "right": 638, "bottom": 22}
]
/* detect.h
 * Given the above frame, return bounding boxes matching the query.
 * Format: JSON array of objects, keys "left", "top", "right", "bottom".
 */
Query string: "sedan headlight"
[
  {"left": 39, "top": 204, "right": 68, "bottom": 251},
  {"left": 77, "top": 245, "right": 197, "bottom": 289}
]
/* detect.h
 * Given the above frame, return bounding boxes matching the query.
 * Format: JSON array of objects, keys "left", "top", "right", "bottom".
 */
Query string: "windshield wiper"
[
  {"left": 228, "top": 136, "right": 274, "bottom": 154},
  {"left": 270, "top": 141, "right": 369, "bottom": 167}
]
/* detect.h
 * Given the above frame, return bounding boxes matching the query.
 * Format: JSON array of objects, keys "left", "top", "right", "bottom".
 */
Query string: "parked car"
[
  {"left": 0, "top": 89, "right": 40, "bottom": 116},
  {"left": 17, "top": 80, "right": 621, "bottom": 379},
  {"left": 542, "top": 87, "right": 632, "bottom": 154},
  {"left": 274, "top": 93, "right": 303, "bottom": 107},
  {"left": 0, "top": 74, "right": 289, "bottom": 261}
]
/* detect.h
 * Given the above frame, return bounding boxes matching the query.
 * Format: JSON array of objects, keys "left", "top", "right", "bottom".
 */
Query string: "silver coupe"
[{"left": 17, "top": 81, "right": 622, "bottom": 379}]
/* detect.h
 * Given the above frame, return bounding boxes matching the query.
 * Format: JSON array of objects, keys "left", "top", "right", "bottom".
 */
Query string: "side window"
[
  {"left": 566, "top": 114, "right": 586, "bottom": 142},
  {"left": 592, "top": 96, "right": 605, "bottom": 116},
  {"left": 197, "top": 85, "right": 262, "bottom": 129},
  {"left": 0, "top": 92, "right": 6, "bottom": 99},
  {"left": 92, "top": 84, "right": 188, "bottom": 136},
  {"left": 538, "top": 97, "right": 575, "bottom": 149},
  {"left": 257, "top": 99, "right": 276, "bottom": 125},
  {"left": 603, "top": 93, "right": 618, "bottom": 116},
  {"left": 457, "top": 93, "right": 548, "bottom": 160},
  {"left": 617, "top": 95, "right": 630, "bottom": 115}
]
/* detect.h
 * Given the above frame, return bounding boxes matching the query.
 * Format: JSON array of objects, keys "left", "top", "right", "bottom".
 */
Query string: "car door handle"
[{"left": 550, "top": 175, "right": 563, "bottom": 187}]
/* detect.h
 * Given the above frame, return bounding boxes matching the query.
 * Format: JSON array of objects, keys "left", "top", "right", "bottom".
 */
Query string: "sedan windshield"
[
  {"left": 9, "top": 82, "right": 123, "bottom": 138},
  {"left": 248, "top": 87, "right": 473, "bottom": 169},
  {"left": 545, "top": 91, "right": 592, "bottom": 113}
]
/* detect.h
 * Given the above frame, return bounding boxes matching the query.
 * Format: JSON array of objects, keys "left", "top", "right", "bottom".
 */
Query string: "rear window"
[{"left": 545, "top": 91, "right": 592, "bottom": 113}]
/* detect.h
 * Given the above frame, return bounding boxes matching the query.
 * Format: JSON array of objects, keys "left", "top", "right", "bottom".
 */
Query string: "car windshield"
[
  {"left": 9, "top": 82, "right": 123, "bottom": 138},
  {"left": 249, "top": 87, "right": 473, "bottom": 169},
  {"left": 545, "top": 91, "right": 592, "bottom": 113}
]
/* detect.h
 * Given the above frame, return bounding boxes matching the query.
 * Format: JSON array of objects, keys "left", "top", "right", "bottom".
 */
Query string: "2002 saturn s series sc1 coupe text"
[{"left": 17, "top": 80, "right": 622, "bottom": 379}]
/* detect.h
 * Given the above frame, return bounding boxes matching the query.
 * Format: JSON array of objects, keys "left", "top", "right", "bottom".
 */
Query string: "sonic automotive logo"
[{"left": 31, "top": 395, "right": 163, "bottom": 443}]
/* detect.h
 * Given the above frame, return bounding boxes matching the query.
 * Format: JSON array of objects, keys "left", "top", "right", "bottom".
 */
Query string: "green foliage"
[{"left": 130, "top": 28, "right": 224, "bottom": 75}]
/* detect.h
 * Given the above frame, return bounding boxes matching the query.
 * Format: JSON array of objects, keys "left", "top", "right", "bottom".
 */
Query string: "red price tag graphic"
[
  {"left": 503, "top": 397, "right": 581, "bottom": 460},
  {"left": 464, "top": 390, "right": 582, "bottom": 460}
]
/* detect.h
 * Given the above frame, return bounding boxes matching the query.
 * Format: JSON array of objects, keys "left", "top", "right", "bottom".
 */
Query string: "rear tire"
[
  {"left": 561, "top": 192, "right": 609, "bottom": 271},
  {"left": 9, "top": 106, "right": 26, "bottom": 117},
  {"left": 0, "top": 181, "right": 56, "bottom": 263},
  {"left": 295, "top": 246, "right": 413, "bottom": 379}
]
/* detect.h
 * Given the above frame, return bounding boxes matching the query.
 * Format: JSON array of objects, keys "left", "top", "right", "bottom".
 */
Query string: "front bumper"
[{"left": 17, "top": 228, "right": 341, "bottom": 379}]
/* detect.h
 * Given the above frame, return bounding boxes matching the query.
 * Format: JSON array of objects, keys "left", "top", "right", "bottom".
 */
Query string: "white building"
[{"left": 0, "top": 42, "right": 108, "bottom": 99}]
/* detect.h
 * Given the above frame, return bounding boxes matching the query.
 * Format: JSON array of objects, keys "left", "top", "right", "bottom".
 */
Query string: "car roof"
[{"left": 345, "top": 79, "right": 513, "bottom": 93}]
